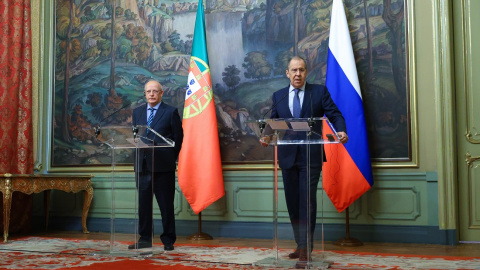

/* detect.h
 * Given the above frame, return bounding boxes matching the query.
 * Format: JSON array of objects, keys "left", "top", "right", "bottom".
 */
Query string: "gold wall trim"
[
  {"left": 374, "top": 0, "right": 418, "bottom": 168},
  {"left": 31, "top": 0, "right": 39, "bottom": 167},
  {"left": 35, "top": 0, "right": 55, "bottom": 173},
  {"left": 434, "top": 0, "right": 457, "bottom": 230},
  {"left": 460, "top": 0, "right": 480, "bottom": 144},
  {"left": 465, "top": 153, "right": 480, "bottom": 229},
  {"left": 37, "top": 0, "right": 418, "bottom": 172},
  {"left": 465, "top": 153, "right": 480, "bottom": 168}
]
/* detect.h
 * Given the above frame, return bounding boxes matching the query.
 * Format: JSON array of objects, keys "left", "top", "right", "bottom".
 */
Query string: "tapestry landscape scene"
[{"left": 52, "top": 0, "right": 407, "bottom": 166}]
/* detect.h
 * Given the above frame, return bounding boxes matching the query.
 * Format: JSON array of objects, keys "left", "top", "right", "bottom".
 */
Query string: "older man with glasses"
[{"left": 129, "top": 80, "right": 183, "bottom": 251}]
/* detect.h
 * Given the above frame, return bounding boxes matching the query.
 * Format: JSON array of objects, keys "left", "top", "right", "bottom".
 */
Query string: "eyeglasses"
[{"left": 144, "top": 90, "right": 162, "bottom": 94}]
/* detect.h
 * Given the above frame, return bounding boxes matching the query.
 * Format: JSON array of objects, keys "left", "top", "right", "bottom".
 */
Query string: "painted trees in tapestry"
[{"left": 53, "top": 0, "right": 407, "bottom": 166}]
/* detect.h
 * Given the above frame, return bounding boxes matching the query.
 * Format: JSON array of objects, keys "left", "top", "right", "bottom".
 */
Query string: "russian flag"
[{"left": 323, "top": 0, "right": 373, "bottom": 213}]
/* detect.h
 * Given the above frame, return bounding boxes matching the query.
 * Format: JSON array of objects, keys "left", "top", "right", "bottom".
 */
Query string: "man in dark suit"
[
  {"left": 129, "top": 80, "right": 183, "bottom": 251},
  {"left": 263, "top": 56, "right": 348, "bottom": 267}
]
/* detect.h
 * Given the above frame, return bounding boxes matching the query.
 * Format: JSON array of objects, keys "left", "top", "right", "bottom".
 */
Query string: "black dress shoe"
[
  {"left": 164, "top": 244, "right": 174, "bottom": 251},
  {"left": 128, "top": 241, "right": 152, "bottom": 249},
  {"left": 295, "top": 248, "right": 312, "bottom": 269},
  {"left": 288, "top": 248, "right": 300, "bottom": 259},
  {"left": 295, "top": 260, "right": 308, "bottom": 269}
]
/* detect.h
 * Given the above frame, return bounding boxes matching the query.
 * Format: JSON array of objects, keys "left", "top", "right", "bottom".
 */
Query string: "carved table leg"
[
  {"left": 82, "top": 182, "right": 93, "bottom": 234},
  {"left": 3, "top": 178, "right": 12, "bottom": 243}
]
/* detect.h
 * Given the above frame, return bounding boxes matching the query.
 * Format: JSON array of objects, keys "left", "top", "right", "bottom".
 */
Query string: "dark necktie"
[
  {"left": 293, "top": 89, "right": 301, "bottom": 118},
  {"left": 147, "top": 108, "right": 156, "bottom": 127}
]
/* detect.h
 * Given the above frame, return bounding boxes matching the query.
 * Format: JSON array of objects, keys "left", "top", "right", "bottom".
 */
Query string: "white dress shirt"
[{"left": 288, "top": 84, "right": 305, "bottom": 116}]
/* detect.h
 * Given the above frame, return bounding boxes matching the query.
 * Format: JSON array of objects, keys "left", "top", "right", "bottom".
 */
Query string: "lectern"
[
  {"left": 83, "top": 125, "right": 174, "bottom": 256},
  {"left": 252, "top": 117, "right": 340, "bottom": 269}
]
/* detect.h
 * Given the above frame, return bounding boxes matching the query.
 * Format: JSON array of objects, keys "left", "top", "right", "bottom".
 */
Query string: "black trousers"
[
  {"left": 281, "top": 150, "right": 322, "bottom": 249},
  {"left": 137, "top": 161, "right": 176, "bottom": 246}
]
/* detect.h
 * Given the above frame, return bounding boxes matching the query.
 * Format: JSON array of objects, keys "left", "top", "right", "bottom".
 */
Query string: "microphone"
[
  {"left": 259, "top": 89, "right": 290, "bottom": 133},
  {"left": 94, "top": 102, "right": 132, "bottom": 137},
  {"left": 132, "top": 126, "right": 139, "bottom": 139},
  {"left": 308, "top": 90, "right": 315, "bottom": 129}
]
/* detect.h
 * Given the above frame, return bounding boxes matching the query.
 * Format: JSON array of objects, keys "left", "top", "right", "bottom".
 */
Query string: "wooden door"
[{"left": 453, "top": 0, "right": 480, "bottom": 242}]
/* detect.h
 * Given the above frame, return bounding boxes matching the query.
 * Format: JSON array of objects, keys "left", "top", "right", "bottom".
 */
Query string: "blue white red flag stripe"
[{"left": 323, "top": 0, "right": 373, "bottom": 212}]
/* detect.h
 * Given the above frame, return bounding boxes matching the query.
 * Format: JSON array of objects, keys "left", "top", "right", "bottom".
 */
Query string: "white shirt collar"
[
  {"left": 148, "top": 102, "right": 161, "bottom": 110},
  {"left": 289, "top": 83, "right": 306, "bottom": 92}
]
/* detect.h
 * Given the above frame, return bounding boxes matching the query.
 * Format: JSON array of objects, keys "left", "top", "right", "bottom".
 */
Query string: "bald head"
[
  {"left": 145, "top": 80, "right": 162, "bottom": 90},
  {"left": 144, "top": 80, "right": 164, "bottom": 107}
]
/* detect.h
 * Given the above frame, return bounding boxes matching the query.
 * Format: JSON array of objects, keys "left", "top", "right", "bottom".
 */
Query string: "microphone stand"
[
  {"left": 307, "top": 91, "right": 315, "bottom": 135},
  {"left": 132, "top": 126, "right": 139, "bottom": 139},
  {"left": 94, "top": 126, "right": 101, "bottom": 138},
  {"left": 259, "top": 120, "right": 266, "bottom": 134}
]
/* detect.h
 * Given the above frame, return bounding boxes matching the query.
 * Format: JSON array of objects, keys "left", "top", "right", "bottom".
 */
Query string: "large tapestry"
[{"left": 52, "top": 0, "right": 408, "bottom": 166}]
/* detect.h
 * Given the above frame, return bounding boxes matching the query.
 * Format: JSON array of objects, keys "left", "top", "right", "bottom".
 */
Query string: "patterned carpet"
[{"left": 0, "top": 237, "right": 479, "bottom": 270}]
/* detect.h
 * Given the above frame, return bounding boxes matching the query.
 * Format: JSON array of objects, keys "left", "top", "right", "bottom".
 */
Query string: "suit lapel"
[
  {"left": 301, "top": 83, "right": 312, "bottom": 118},
  {"left": 138, "top": 105, "right": 148, "bottom": 125},
  {"left": 150, "top": 102, "right": 166, "bottom": 128},
  {"left": 279, "top": 87, "right": 292, "bottom": 118}
]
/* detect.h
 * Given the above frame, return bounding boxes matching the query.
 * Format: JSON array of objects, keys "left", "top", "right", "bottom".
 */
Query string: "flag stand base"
[
  {"left": 335, "top": 237, "right": 363, "bottom": 246},
  {"left": 334, "top": 207, "right": 363, "bottom": 246},
  {"left": 187, "top": 212, "right": 213, "bottom": 240},
  {"left": 187, "top": 232, "right": 213, "bottom": 241}
]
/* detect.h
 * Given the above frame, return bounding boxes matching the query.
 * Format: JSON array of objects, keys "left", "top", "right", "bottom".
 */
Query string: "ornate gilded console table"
[{"left": 0, "top": 173, "right": 94, "bottom": 242}]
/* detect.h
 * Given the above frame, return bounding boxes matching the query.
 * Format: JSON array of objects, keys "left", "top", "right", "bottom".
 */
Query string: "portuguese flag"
[{"left": 178, "top": 0, "right": 225, "bottom": 214}]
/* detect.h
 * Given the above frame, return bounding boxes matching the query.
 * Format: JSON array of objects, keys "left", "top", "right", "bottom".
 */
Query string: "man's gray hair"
[{"left": 287, "top": 56, "right": 307, "bottom": 70}]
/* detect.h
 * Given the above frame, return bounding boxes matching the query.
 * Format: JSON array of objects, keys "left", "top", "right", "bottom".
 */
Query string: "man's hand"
[
  {"left": 337, "top": 131, "right": 348, "bottom": 144},
  {"left": 260, "top": 136, "right": 270, "bottom": 147}
]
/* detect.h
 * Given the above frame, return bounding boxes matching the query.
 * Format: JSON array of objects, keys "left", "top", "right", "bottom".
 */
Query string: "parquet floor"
[{"left": 9, "top": 230, "right": 480, "bottom": 258}]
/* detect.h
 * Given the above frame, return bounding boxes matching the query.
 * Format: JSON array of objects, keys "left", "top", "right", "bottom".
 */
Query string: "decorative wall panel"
[{"left": 368, "top": 187, "right": 420, "bottom": 220}]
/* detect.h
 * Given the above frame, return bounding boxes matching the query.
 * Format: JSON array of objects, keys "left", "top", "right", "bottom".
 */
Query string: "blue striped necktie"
[
  {"left": 147, "top": 107, "right": 156, "bottom": 127},
  {"left": 293, "top": 89, "right": 301, "bottom": 118}
]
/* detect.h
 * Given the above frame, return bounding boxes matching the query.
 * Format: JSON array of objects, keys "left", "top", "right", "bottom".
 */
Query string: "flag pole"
[
  {"left": 187, "top": 212, "right": 213, "bottom": 240},
  {"left": 334, "top": 207, "right": 362, "bottom": 246}
]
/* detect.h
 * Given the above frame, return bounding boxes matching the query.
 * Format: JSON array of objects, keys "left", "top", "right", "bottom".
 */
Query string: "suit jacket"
[
  {"left": 271, "top": 83, "right": 346, "bottom": 169},
  {"left": 132, "top": 102, "right": 184, "bottom": 172}
]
